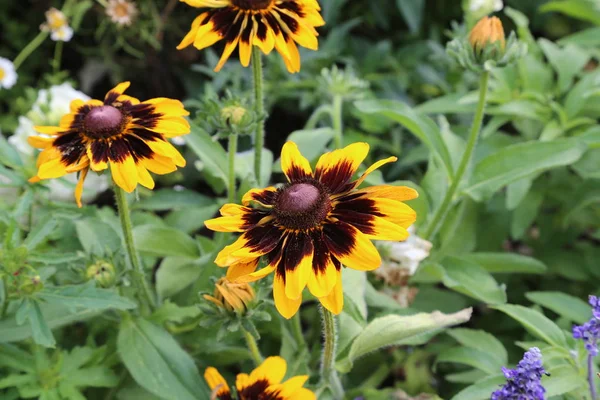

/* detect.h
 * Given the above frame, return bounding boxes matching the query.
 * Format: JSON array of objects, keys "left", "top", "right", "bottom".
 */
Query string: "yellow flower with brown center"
[
  {"left": 204, "top": 277, "right": 255, "bottom": 313},
  {"left": 28, "top": 82, "right": 190, "bottom": 207},
  {"left": 469, "top": 16, "right": 505, "bottom": 51},
  {"left": 205, "top": 142, "right": 418, "bottom": 318},
  {"left": 176, "top": 0, "right": 325, "bottom": 73},
  {"left": 205, "top": 356, "right": 315, "bottom": 400}
]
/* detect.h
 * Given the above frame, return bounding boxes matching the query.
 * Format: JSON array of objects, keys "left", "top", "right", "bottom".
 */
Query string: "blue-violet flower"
[
  {"left": 491, "top": 347, "right": 546, "bottom": 400},
  {"left": 573, "top": 295, "right": 600, "bottom": 356}
]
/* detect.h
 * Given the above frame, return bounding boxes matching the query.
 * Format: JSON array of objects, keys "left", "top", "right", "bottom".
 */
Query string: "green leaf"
[
  {"left": 538, "top": 38, "right": 590, "bottom": 93},
  {"left": 464, "top": 139, "right": 586, "bottom": 201},
  {"left": 544, "top": 365, "right": 587, "bottom": 397},
  {"left": 492, "top": 304, "right": 568, "bottom": 348},
  {"left": 336, "top": 308, "right": 472, "bottom": 373},
  {"left": 15, "top": 299, "right": 55, "bottom": 348},
  {"left": 24, "top": 215, "right": 58, "bottom": 250},
  {"left": 155, "top": 255, "right": 210, "bottom": 298},
  {"left": 442, "top": 257, "right": 507, "bottom": 305},
  {"left": 354, "top": 99, "right": 453, "bottom": 177},
  {"left": 541, "top": 0, "right": 600, "bottom": 25},
  {"left": 38, "top": 283, "right": 136, "bottom": 312},
  {"left": 133, "top": 189, "right": 215, "bottom": 211},
  {"left": 526, "top": 291, "right": 590, "bottom": 325},
  {"left": 461, "top": 253, "right": 547, "bottom": 274},
  {"left": 234, "top": 148, "right": 273, "bottom": 187},
  {"left": 396, "top": 0, "right": 424, "bottom": 34},
  {"left": 451, "top": 374, "right": 506, "bottom": 400},
  {"left": 118, "top": 317, "right": 210, "bottom": 400},
  {"left": 0, "top": 133, "right": 23, "bottom": 169},
  {"left": 436, "top": 347, "right": 502, "bottom": 374},
  {"left": 187, "top": 123, "right": 228, "bottom": 187},
  {"left": 0, "top": 303, "right": 102, "bottom": 344},
  {"left": 133, "top": 225, "right": 199, "bottom": 258},
  {"left": 447, "top": 328, "right": 508, "bottom": 366},
  {"left": 75, "top": 218, "right": 121, "bottom": 256},
  {"left": 165, "top": 205, "right": 220, "bottom": 234},
  {"left": 150, "top": 301, "right": 201, "bottom": 325}
]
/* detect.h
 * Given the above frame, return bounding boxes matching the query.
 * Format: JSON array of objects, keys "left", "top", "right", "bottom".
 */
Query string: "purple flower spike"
[
  {"left": 573, "top": 295, "right": 600, "bottom": 357},
  {"left": 491, "top": 347, "right": 547, "bottom": 400}
]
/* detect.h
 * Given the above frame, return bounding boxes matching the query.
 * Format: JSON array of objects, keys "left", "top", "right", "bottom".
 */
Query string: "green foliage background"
[{"left": 1, "top": 0, "right": 600, "bottom": 399}]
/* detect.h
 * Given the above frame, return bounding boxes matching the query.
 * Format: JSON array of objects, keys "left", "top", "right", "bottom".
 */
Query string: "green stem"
[
  {"left": 113, "top": 184, "right": 155, "bottom": 314},
  {"left": 13, "top": 32, "right": 48, "bottom": 70},
  {"left": 243, "top": 329, "right": 263, "bottom": 366},
  {"left": 304, "top": 104, "right": 332, "bottom": 130},
  {"left": 251, "top": 46, "right": 265, "bottom": 185},
  {"left": 227, "top": 133, "right": 238, "bottom": 203},
  {"left": 52, "top": 41, "right": 63, "bottom": 74},
  {"left": 332, "top": 95, "right": 343, "bottom": 149},
  {"left": 0, "top": 277, "right": 9, "bottom": 318},
  {"left": 421, "top": 71, "right": 490, "bottom": 240},
  {"left": 291, "top": 312, "right": 306, "bottom": 349},
  {"left": 320, "top": 306, "right": 344, "bottom": 399}
]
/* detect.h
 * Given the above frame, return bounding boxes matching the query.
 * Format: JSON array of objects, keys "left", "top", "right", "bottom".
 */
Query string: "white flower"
[
  {"left": 41, "top": 8, "right": 73, "bottom": 42},
  {"left": 106, "top": 0, "right": 139, "bottom": 26},
  {"left": 469, "top": 0, "right": 503, "bottom": 13},
  {"left": 0, "top": 57, "right": 17, "bottom": 89},
  {"left": 9, "top": 83, "right": 109, "bottom": 203},
  {"left": 375, "top": 227, "right": 432, "bottom": 285}
]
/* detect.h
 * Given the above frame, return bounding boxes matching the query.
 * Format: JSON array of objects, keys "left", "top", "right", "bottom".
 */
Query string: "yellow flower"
[
  {"left": 28, "top": 82, "right": 190, "bottom": 207},
  {"left": 205, "top": 142, "right": 418, "bottom": 319},
  {"left": 176, "top": 0, "right": 325, "bottom": 73},
  {"left": 204, "top": 277, "right": 255, "bottom": 313},
  {"left": 205, "top": 356, "right": 315, "bottom": 400},
  {"left": 469, "top": 16, "right": 505, "bottom": 51}
]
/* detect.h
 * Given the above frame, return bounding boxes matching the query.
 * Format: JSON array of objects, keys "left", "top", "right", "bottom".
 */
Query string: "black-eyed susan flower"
[
  {"left": 204, "top": 277, "right": 255, "bottom": 314},
  {"left": 28, "top": 82, "right": 189, "bottom": 207},
  {"left": 205, "top": 142, "right": 418, "bottom": 318},
  {"left": 205, "top": 356, "right": 315, "bottom": 400},
  {"left": 176, "top": 0, "right": 325, "bottom": 73}
]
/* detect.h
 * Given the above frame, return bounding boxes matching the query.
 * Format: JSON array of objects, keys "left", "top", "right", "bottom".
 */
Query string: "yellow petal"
[
  {"left": 142, "top": 154, "right": 177, "bottom": 175},
  {"left": 136, "top": 163, "right": 155, "bottom": 190},
  {"left": 107, "top": 81, "right": 130, "bottom": 97},
  {"left": 280, "top": 141, "right": 312, "bottom": 182},
  {"left": 37, "top": 158, "right": 67, "bottom": 180},
  {"left": 87, "top": 144, "right": 108, "bottom": 172},
  {"left": 284, "top": 237, "right": 313, "bottom": 300},
  {"left": 242, "top": 186, "right": 277, "bottom": 207},
  {"left": 307, "top": 262, "right": 337, "bottom": 298},
  {"left": 235, "top": 372, "right": 251, "bottom": 393},
  {"left": 353, "top": 156, "right": 398, "bottom": 188},
  {"left": 205, "top": 215, "right": 247, "bottom": 233},
  {"left": 315, "top": 142, "right": 369, "bottom": 192},
  {"left": 204, "top": 367, "right": 231, "bottom": 397},
  {"left": 143, "top": 118, "right": 191, "bottom": 138},
  {"left": 226, "top": 259, "right": 259, "bottom": 281},
  {"left": 358, "top": 185, "right": 419, "bottom": 201},
  {"left": 287, "top": 388, "right": 317, "bottom": 400},
  {"left": 27, "top": 136, "right": 54, "bottom": 149},
  {"left": 273, "top": 274, "right": 301, "bottom": 319},
  {"left": 249, "top": 356, "right": 287, "bottom": 385},
  {"left": 34, "top": 126, "right": 69, "bottom": 135},
  {"left": 318, "top": 270, "right": 343, "bottom": 315},
  {"left": 110, "top": 156, "right": 138, "bottom": 193},
  {"left": 326, "top": 222, "right": 381, "bottom": 271},
  {"left": 74, "top": 167, "right": 89, "bottom": 208},
  {"left": 276, "top": 376, "right": 310, "bottom": 397}
]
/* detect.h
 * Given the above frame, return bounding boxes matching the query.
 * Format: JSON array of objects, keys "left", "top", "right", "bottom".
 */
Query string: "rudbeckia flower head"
[
  {"left": 204, "top": 277, "right": 255, "bottom": 314},
  {"left": 205, "top": 142, "right": 418, "bottom": 318},
  {"left": 28, "top": 82, "right": 190, "bottom": 207},
  {"left": 205, "top": 356, "right": 315, "bottom": 400},
  {"left": 176, "top": 0, "right": 325, "bottom": 73}
]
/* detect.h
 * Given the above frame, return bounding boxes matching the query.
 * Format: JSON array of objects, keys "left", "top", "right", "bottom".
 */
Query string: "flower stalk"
[
  {"left": 243, "top": 328, "right": 263, "bottom": 366},
  {"left": 422, "top": 70, "right": 490, "bottom": 240},
  {"left": 228, "top": 133, "right": 238, "bottom": 203},
  {"left": 13, "top": 32, "right": 48, "bottom": 70},
  {"left": 588, "top": 354, "right": 597, "bottom": 400},
  {"left": 113, "top": 184, "right": 155, "bottom": 314},
  {"left": 332, "top": 95, "right": 344, "bottom": 149},
  {"left": 320, "top": 306, "right": 344, "bottom": 399},
  {"left": 251, "top": 46, "right": 265, "bottom": 185}
]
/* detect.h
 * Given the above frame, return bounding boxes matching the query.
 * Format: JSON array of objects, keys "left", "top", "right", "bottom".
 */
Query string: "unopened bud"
[
  {"left": 469, "top": 16, "right": 505, "bottom": 52},
  {"left": 221, "top": 106, "right": 247, "bottom": 127},
  {"left": 20, "top": 275, "right": 43, "bottom": 295},
  {"left": 86, "top": 261, "right": 116, "bottom": 287},
  {"left": 204, "top": 277, "right": 255, "bottom": 314}
]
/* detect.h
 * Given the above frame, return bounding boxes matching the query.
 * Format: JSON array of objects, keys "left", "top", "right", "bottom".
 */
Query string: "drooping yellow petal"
[
  {"left": 318, "top": 270, "right": 343, "bottom": 315},
  {"left": 204, "top": 367, "right": 231, "bottom": 398},
  {"left": 74, "top": 167, "right": 89, "bottom": 208},
  {"left": 136, "top": 163, "right": 155, "bottom": 190},
  {"left": 353, "top": 156, "right": 398, "bottom": 188},
  {"left": 110, "top": 155, "right": 138, "bottom": 193},
  {"left": 273, "top": 274, "right": 301, "bottom": 319}
]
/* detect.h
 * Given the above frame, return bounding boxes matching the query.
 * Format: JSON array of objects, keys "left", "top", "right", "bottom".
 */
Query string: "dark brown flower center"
[
  {"left": 275, "top": 182, "right": 330, "bottom": 230},
  {"left": 84, "top": 105, "right": 124, "bottom": 138},
  {"left": 231, "top": 0, "right": 273, "bottom": 10}
]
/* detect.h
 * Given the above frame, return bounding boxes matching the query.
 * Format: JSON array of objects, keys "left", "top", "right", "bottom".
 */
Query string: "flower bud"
[
  {"left": 20, "top": 275, "right": 43, "bottom": 295},
  {"left": 469, "top": 16, "right": 505, "bottom": 53},
  {"left": 221, "top": 106, "right": 247, "bottom": 127},
  {"left": 204, "top": 278, "right": 255, "bottom": 314},
  {"left": 86, "top": 261, "right": 116, "bottom": 288}
]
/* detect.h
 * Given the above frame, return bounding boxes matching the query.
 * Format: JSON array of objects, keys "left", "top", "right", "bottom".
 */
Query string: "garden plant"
[{"left": 1, "top": 0, "right": 600, "bottom": 399}]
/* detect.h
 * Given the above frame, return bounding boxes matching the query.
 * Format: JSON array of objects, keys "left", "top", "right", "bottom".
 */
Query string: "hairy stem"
[
  {"left": 13, "top": 32, "right": 48, "bottom": 70},
  {"left": 332, "top": 95, "right": 343, "bottom": 149},
  {"left": 421, "top": 71, "right": 490, "bottom": 240},
  {"left": 113, "top": 184, "right": 155, "bottom": 314},
  {"left": 227, "top": 133, "right": 238, "bottom": 203},
  {"left": 252, "top": 46, "right": 265, "bottom": 185},
  {"left": 243, "top": 329, "right": 263, "bottom": 366},
  {"left": 320, "top": 306, "right": 344, "bottom": 399}
]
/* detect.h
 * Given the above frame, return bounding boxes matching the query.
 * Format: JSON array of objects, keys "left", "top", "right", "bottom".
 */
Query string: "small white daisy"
[
  {"left": 40, "top": 8, "right": 73, "bottom": 42},
  {"left": 0, "top": 57, "right": 17, "bottom": 89},
  {"left": 106, "top": 0, "right": 138, "bottom": 26}
]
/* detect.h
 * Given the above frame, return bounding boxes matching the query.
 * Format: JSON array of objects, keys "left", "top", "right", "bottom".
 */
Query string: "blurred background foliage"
[{"left": 1, "top": 0, "right": 600, "bottom": 399}]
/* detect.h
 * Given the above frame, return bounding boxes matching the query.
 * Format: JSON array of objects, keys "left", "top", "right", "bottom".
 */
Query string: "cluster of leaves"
[{"left": 1, "top": 1, "right": 600, "bottom": 400}]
